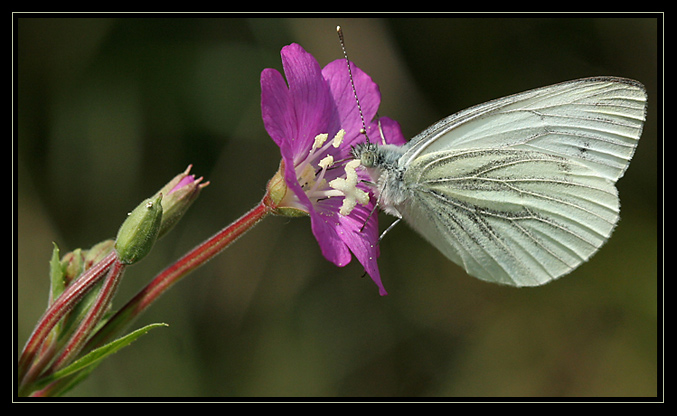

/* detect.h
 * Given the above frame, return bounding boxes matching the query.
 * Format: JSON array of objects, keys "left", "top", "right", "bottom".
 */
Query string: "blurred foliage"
[{"left": 17, "top": 16, "right": 659, "bottom": 398}]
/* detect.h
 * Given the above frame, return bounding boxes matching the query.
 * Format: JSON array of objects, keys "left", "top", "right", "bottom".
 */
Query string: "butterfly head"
[{"left": 351, "top": 142, "right": 381, "bottom": 168}]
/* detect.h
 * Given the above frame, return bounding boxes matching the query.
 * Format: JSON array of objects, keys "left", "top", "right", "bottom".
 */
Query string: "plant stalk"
[
  {"left": 85, "top": 198, "right": 273, "bottom": 352},
  {"left": 18, "top": 251, "right": 117, "bottom": 392}
]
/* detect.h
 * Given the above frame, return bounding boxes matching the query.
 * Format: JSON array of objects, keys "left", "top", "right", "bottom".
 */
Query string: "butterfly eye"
[{"left": 360, "top": 151, "right": 376, "bottom": 168}]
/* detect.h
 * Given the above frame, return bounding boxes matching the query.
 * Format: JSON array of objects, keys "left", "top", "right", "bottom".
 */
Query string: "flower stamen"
[
  {"left": 313, "top": 133, "right": 329, "bottom": 150},
  {"left": 332, "top": 129, "right": 345, "bottom": 148},
  {"left": 297, "top": 130, "right": 353, "bottom": 200},
  {"left": 309, "top": 155, "right": 334, "bottom": 194},
  {"left": 318, "top": 155, "right": 334, "bottom": 169}
]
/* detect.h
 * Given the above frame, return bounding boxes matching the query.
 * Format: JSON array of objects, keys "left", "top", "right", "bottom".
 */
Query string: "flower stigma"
[{"left": 329, "top": 159, "right": 369, "bottom": 216}]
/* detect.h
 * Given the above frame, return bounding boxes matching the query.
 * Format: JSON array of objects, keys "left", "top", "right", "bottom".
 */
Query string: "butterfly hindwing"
[{"left": 398, "top": 148, "right": 619, "bottom": 286}]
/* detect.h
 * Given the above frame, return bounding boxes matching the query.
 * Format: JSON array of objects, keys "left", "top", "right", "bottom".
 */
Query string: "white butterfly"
[{"left": 353, "top": 77, "right": 647, "bottom": 286}]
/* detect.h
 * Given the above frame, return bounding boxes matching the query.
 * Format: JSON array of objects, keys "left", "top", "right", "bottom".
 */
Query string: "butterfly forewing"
[{"left": 401, "top": 77, "right": 647, "bottom": 182}]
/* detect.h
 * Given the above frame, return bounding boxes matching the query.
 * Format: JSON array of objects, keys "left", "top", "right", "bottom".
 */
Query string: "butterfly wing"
[
  {"left": 398, "top": 148, "right": 620, "bottom": 286},
  {"left": 401, "top": 77, "right": 647, "bottom": 182},
  {"left": 392, "top": 77, "right": 647, "bottom": 286}
]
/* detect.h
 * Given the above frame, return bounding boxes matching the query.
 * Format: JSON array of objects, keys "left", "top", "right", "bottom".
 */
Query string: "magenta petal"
[
  {"left": 280, "top": 44, "right": 337, "bottom": 159},
  {"left": 336, "top": 203, "right": 387, "bottom": 296},
  {"left": 310, "top": 213, "right": 352, "bottom": 267},
  {"left": 313, "top": 190, "right": 386, "bottom": 295},
  {"left": 308, "top": 196, "right": 352, "bottom": 265},
  {"left": 261, "top": 68, "right": 296, "bottom": 148},
  {"left": 323, "top": 59, "right": 380, "bottom": 137},
  {"left": 310, "top": 199, "right": 386, "bottom": 296}
]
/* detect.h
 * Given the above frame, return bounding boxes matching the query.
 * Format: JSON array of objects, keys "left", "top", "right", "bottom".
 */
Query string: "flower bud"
[
  {"left": 155, "top": 165, "right": 208, "bottom": 239},
  {"left": 60, "top": 248, "right": 85, "bottom": 287},
  {"left": 83, "top": 239, "right": 115, "bottom": 269},
  {"left": 115, "top": 194, "right": 163, "bottom": 265},
  {"left": 57, "top": 240, "right": 114, "bottom": 289}
]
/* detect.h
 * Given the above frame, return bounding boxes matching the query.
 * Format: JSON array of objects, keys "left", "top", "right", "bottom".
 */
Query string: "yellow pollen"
[
  {"left": 313, "top": 133, "right": 328, "bottom": 150},
  {"left": 332, "top": 129, "right": 346, "bottom": 148},
  {"left": 318, "top": 155, "right": 334, "bottom": 169}
]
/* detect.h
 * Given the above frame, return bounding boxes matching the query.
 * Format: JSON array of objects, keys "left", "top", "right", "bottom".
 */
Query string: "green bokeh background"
[{"left": 16, "top": 16, "right": 659, "bottom": 398}]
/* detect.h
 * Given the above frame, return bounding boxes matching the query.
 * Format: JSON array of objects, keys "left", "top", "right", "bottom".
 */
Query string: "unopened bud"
[
  {"left": 115, "top": 194, "right": 163, "bottom": 265},
  {"left": 155, "top": 165, "right": 208, "bottom": 238},
  {"left": 83, "top": 240, "right": 115, "bottom": 269},
  {"left": 60, "top": 248, "right": 85, "bottom": 287}
]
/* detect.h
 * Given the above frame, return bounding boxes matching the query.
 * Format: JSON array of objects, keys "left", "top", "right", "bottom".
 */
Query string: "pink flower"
[{"left": 261, "top": 43, "right": 405, "bottom": 295}]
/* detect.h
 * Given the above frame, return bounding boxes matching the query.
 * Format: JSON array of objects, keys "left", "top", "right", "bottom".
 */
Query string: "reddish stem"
[
  {"left": 85, "top": 198, "right": 273, "bottom": 351},
  {"left": 18, "top": 251, "right": 117, "bottom": 387},
  {"left": 50, "top": 258, "right": 126, "bottom": 371}
]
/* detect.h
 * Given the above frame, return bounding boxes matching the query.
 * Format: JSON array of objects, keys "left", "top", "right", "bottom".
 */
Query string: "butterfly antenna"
[
  {"left": 337, "top": 25, "right": 370, "bottom": 143},
  {"left": 376, "top": 115, "right": 387, "bottom": 145}
]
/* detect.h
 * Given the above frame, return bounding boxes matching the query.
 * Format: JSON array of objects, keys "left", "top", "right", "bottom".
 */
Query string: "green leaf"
[
  {"left": 35, "top": 323, "right": 168, "bottom": 390},
  {"left": 48, "top": 242, "right": 65, "bottom": 305}
]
